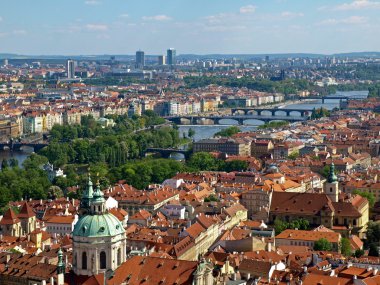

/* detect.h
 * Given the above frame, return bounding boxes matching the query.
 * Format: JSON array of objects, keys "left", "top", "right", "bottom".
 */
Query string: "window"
[
  {"left": 100, "top": 251, "right": 106, "bottom": 269},
  {"left": 82, "top": 252, "right": 87, "bottom": 270},
  {"left": 330, "top": 187, "right": 333, "bottom": 193},
  {"left": 117, "top": 248, "right": 122, "bottom": 265}
]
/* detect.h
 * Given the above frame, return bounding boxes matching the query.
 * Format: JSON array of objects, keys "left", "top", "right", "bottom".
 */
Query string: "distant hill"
[{"left": 1, "top": 52, "right": 380, "bottom": 61}]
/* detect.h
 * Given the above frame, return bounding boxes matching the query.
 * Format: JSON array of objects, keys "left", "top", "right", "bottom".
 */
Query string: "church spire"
[
  {"left": 80, "top": 173, "right": 94, "bottom": 211},
  {"left": 328, "top": 162, "right": 338, "bottom": 183},
  {"left": 90, "top": 176, "right": 106, "bottom": 214}
]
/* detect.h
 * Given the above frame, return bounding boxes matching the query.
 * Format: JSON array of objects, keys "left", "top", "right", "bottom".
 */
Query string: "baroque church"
[{"left": 72, "top": 175, "right": 127, "bottom": 276}]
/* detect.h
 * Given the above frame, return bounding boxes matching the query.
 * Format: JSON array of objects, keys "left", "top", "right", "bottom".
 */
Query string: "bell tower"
[{"left": 324, "top": 163, "right": 339, "bottom": 202}]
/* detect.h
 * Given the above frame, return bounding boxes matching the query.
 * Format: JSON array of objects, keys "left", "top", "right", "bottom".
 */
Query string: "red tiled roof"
[
  {"left": 18, "top": 202, "right": 36, "bottom": 218},
  {"left": 0, "top": 208, "right": 20, "bottom": 225}
]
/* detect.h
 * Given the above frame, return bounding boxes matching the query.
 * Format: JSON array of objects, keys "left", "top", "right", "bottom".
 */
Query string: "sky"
[{"left": 0, "top": 0, "right": 379, "bottom": 55}]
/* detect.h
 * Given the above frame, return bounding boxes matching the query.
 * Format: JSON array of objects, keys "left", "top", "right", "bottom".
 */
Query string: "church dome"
[
  {"left": 266, "top": 164, "right": 280, "bottom": 174},
  {"left": 72, "top": 213, "right": 124, "bottom": 238}
]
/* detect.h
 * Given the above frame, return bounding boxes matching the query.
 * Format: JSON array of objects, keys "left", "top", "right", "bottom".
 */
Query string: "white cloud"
[
  {"left": 142, "top": 15, "right": 172, "bottom": 21},
  {"left": 317, "top": 16, "right": 368, "bottom": 25},
  {"left": 281, "top": 11, "right": 304, "bottom": 18},
  {"left": 119, "top": 14, "right": 129, "bottom": 18},
  {"left": 13, "top": 30, "right": 26, "bottom": 35},
  {"left": 335, "top": 0, "right": 380, "bottom": 10},
  {"left": 85, "top": 24, "right": 108, "bottom": 31},
  {"left": 85, "top": 0, "right": 101, "bottom": 5},
  {"left": 204, "top": 13, "right": 228, "bottom": 24},
  {"left": 240, "top": 5, "right": 256, "bottom": 14}
]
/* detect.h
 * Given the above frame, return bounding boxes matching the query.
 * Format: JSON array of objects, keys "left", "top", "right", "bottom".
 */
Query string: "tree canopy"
[{"left": 314, "top": 238, "right": 333, "bottom": 251}]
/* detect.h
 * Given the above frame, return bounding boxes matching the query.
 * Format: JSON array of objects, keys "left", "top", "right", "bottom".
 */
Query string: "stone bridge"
[
  {"left": 145, "top": 148, "right": 192, "bottom": 159},
  {"left": 166, "top": 115, "right": 307, "bottom": 126}
]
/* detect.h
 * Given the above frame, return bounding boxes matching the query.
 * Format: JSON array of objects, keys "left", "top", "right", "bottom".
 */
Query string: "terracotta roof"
[
  {"left": 276, "top": 229, "right": 341, "bottom": 243},
  {"left": 46, "top": 215, "right": 75, "bottom": 224},
  {"left": 302, "top": 273, "right": 351, "bottom": 285},
  {"left": 0, "top": 208, "right": 20, "bottom": 225},
  {"left": 185, "top": 223, "right": 206, "bottom": 239},
  {"left": 238, "top": 259, "right": 272, "bottom": 278},
  {"left": 18, "top": 202, "right": 36, "bottom": 218},
  {"left": 270, "top": 192, "right": 333, "bottom": 216},
  {"left": 108, "top": 256, "right": 197, "bottom": 285}
]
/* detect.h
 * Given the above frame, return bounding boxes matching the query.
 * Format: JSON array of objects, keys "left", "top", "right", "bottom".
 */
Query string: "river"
[
  {"left": 0, "top": 91, "right": 369, "bottom": 161},
  {"left": 179, "top": 90, "right": 369, "bottom": 141}
]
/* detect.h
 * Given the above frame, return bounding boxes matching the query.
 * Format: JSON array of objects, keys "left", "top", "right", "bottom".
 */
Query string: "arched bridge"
[
  {"left": 145, "top": 148, "right": 192, "bottom": 159},
  {"left": 166, "top": 115, "right": 307, "bottom": 125},
  {"left": 230, "top": 108, "right": 311, "bottom": 117},
  {"left": 0, "top": 142, "right": 49, "bottom": 152},
  {"left": 297, "top": 95, "right": 366, "bottom": 103}
]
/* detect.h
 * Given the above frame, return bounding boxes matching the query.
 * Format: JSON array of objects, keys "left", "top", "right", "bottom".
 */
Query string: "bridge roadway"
[
  {"left": 145, "top": 147, "right": 191, "bottom": 159},
  {"left": 0, "top": 142, "right": 49, "bottom": 152},
  {"left": 167, "top": 115, "right": 307, "bottom": 125},
  {"left": 230, "top": 107, "right": 311, "bottom": 116},
  {"left": 297, "top": 95, "right": 366, "bottom": 103}
]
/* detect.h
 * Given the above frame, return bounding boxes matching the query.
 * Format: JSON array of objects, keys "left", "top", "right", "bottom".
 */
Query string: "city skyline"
[{"left": 0, "top": 0, "right": 380, "bottom": 55}]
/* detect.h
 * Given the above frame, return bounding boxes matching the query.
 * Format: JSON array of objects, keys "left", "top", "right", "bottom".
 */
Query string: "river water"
[
  {"left": 0, "top": 91, "right": 369, "bottom": 161},
  {"left": 179, "top": 90, "right": 369, "bottom": 141}
]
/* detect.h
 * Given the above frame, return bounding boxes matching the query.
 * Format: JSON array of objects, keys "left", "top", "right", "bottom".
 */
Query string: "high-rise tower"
[
  {"left": 66, "top": 59, "right": 75, "bottom": 79},
  {"left": 135, "top": 50, "right": 145, "bottom": 69},
  {"left": 167, "top": 48, "right": 176, "bottom": 65}
]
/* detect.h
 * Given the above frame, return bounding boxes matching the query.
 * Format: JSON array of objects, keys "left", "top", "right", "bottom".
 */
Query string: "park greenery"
[
  {"left": 313, "top": 238, "right": 333, "bottom": 251},
  {"left": 187, "top": 152, "right": 249, "bottom": 172},
  {"left": 258, "top": 121, "right": 289, "bottom": 130},
  {"left": 366, "top": 221, "right": 380, "bottom": 256},
  {"left": 214, "top": 126, "right": 241, "bottom": 137},
  {"left": 40, "top": 112, "right": 177, "bottom": 167},
  {"left": 184, "top": 77, "right": 313, "bottom": 95},
  {"left": 340, "top": 238, "right": 352, "bottom": 257},
  {"left": 0, "top": 154, "right": 51, "bottom": 213},
  {"left": 310, "top": 107, "right": 330, "bottom": 119},
  {"left": 274, "top": 218, "right": 310, "bottom": 234}
]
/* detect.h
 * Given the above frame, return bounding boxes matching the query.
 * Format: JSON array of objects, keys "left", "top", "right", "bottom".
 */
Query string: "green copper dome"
[
  {"left": 328, "top": 162, "right": 338, "bottom": 183},
  {"left": 72, "top": 213, "right": 124, "bottom": 238}
]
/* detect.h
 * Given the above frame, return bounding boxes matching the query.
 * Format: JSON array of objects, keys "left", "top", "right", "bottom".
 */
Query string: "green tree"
[
  {"left": 314, "top": 238, "right": 333, "bottom": 251},
  {"left": 214, "top": 126, "right": 241, "bottom": 137},
  {"left": 221, "top": 160, "right": 249, "bottom": 172},
  {"left": 9, "top": 158, "right": 18, "bottom": 168},
  {"left": 1, "top": 159, "right": 8, "bottom": 170},
  {"left": 204, "top": 195, "right": 219, "bottom": 202},
  {"left": 48, "top": 186, "right": 64, "bottom": 199},
  {"left": 188, "top": 128, "right": 195, "bottom": 138},
  {"left": 366, "top": 221, "right": 380, "bottom": 245},
  {"left": 369, "top": 243, "right": 379, "bottom": 257},
  {"left": 340, "top": 238, "right": 352, "bottom": 257},
  {"left": 354, "top": 249, "right": 365, "bottom": 258},
  {"left": 274, "top": 219, "right": 288, "bottom": 235},
  {"left": 187, "top": 152, "right": 219, "bottom": 171},
  {"left": 288, "top": 151, "right": 299, "bottom": 160}
]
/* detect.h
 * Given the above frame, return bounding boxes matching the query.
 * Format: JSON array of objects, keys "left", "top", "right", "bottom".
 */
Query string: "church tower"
[
  {"left": 18, "top": 202, "right": 36, "bottom": 234},
  {"left": 57, "top": 248, "right": 65, "bottom": 285},
  {"left": 72, "top": 176, "right": 127, "bottom": 276},
  {"left": 324, "top": 163, "right": 339, "bottom": 202}
]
